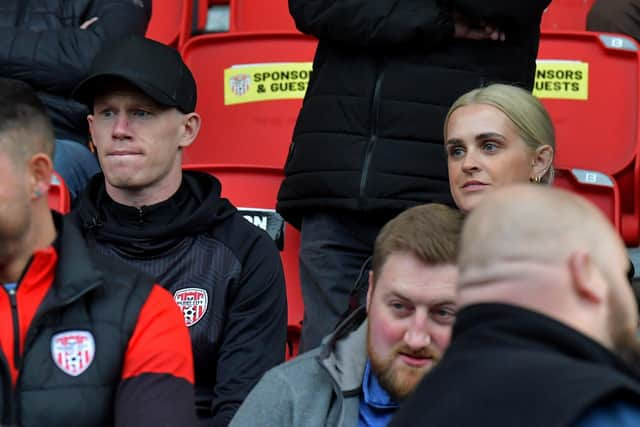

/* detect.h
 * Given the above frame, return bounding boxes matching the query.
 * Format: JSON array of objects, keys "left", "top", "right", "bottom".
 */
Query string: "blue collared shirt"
[
  {"left": 573, "top": 400, "right": 640, "bottom": 426},
  {"left": 358, "top": 360, "right": 399, "bottom": 427}
]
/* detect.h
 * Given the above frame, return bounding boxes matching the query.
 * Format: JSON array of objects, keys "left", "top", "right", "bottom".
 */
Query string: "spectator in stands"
[
  {"left": 390, "top": 185, "right": 640, "bottom": 427},
  {"left": 230, "top": 204, "right": 463, "bottom": 427},
  {"left": 0, "top": 77, "right": 196, "bottom": 427},
  {"left": 0, "top": 0, "right": 152, "bottom": 200},
  {"left": 277, "top": 0, "right": 552, "bottom": 350},
  {"left": 71, "top": 36, "right": 287, "bottom": 427},
  {"left": 588, "top": 0, "right": 640, "bottom": 43},
  {"left": 444, "top": 83, "right": 555, "bottom": 212}
]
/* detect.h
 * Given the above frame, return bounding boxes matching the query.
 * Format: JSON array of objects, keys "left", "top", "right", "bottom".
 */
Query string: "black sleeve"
[
  {"left": 0, "top": 0, "right": 151, "bottom": 95},
  {"left": 288, "top": 0, "right": 454, "bottom": 48},
  {"left": 210, "top": 234, "right": 288, "bottom": 426},
  {"left": 453, "top": 0, "right": 551, "bottom": 26},
  {"left": 115, "top": 374, "right": 198, "bottom": 427}
]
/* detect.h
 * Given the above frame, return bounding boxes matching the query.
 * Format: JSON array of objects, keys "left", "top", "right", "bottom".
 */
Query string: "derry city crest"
[{"left": 174, "top": 288, "right": 209, "bottom": 327}]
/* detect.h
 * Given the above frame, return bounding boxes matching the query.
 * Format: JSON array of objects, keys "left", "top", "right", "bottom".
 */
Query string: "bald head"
[
  {"left": 459, "top": 184, "right": 623, "bottom": 278},
  {"left": 457, "top": 184, "right": 637, "bottom": 351}
]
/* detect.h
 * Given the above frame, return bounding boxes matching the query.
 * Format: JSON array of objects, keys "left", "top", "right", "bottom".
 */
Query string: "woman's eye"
[{"left": 482, "top": 142, "right": 498, "bottom": 152}]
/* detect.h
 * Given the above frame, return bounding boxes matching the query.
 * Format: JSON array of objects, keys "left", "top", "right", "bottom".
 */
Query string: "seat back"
[
  {"left": 541, "top": 0, "right": 595, "bottom": 31},
  {"left": 180, "top": 33, "right": 317, "bottom": 168},
  {"left": 535, "top": 31, "right": 640, "bottom": 244},
  {"left": 48, "top": 172, "right": 71, "bottom": 214},
  {"left": 229, "top": 0, "right": 297, "bottom": 32},
  {"left": 146, "top": 0, "right": 193, "bottom": 48},
  {"left": 552, "top": 168, "right": 621, "bottom": 230},
  {"left": 183, "top": 164, "right": 303, "bottom": 359}
]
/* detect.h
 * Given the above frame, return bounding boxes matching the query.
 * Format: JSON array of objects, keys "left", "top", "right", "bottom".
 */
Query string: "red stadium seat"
[
  {"left": 229, "top": 0, "right": 298, "bottom": 32},
  {"left": 180, "top": 33, "right": 317, "bottom": 168},
  {"left": 541, "top": 0, "right": 595, "bottom": 31},
  {"left": 553, "top": 168, "right": 621, "bottom": 230},
  {"left": 183, "top": 164, "right": 304, "bottom": 359},
  {"left": 146, "top": 0, "right": 193, "bottom": 48},
  {"left": 194, "top": 0, "right": 209, "bottom": 34},
  {"left": 48, "top": 171, "right": 71, "bottom": 214},
  {"left": 536, "top": 31, "right": 640, "bottom": 244}
]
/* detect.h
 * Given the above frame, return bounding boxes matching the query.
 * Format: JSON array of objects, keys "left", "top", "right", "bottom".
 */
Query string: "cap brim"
[{"left": 72, "top": 72, "right": 179, "bottom": 110}]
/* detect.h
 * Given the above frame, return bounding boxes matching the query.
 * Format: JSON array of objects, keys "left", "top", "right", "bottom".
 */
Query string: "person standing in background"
[
  {"left": 278, "top": 0, "right": 551, "bottom": 350},
  {"left": 0, "top": 0, "right": 152, "bottom": 200}
]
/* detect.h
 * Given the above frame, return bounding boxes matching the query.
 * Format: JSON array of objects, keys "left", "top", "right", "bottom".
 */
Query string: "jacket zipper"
[
  {"left": 0, "top": 349, "right": 12, "bottom": 426},
  {"left": 358, "top": 62, "right": 385, "bottom": 208},
  {"left": 15, "top": 0, "right": 28, "bottom": 26},
  {"left": 1, "top": 286, "right": 19, "bottom": 426},
  {"left": 6, "top": 289, "right": 20, "bottom": 373}
]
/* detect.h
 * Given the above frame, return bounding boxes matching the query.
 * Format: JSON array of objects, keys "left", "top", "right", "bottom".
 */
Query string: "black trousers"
[{"left": 298, "top": 211, "right": 388, "bottom": 352}]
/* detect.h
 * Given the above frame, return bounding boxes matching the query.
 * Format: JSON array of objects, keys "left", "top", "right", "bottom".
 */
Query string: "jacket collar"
[
  {"left": 48, "top": 212, "right": 103, "bottom": 306},
  {"left": 454, "top": 303, "right": 636, "bottom": 376},
  {"left": 318, "top": 307, "right": 369, "bottom": 394}
]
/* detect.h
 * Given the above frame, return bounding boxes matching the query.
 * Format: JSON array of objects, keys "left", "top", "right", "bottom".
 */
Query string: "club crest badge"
[
  {"left": 230, "top": 74, "right": 251, "bottom": 96},
  {"left": 174, "top": 288, "right": 209, "bottom": 327},
  {"left": 51, "top": 331, "right": 95, "bottom": 377}
]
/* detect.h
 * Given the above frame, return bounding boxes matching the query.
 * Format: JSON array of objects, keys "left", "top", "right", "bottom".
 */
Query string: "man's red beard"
[{"left": 367, "top": 337, "right": 442, "bottom": 401}]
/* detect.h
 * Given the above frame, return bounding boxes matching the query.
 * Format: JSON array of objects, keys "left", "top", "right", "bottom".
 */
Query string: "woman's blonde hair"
[{"left": 444, "top": 83, "right": 556, "bottom": 184}]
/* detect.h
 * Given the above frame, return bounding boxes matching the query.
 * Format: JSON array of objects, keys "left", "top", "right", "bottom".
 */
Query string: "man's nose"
[
  {"left": 404, "top": 311, "right": 431, "bottom": 349},
  {"left": 112, "top": 113, "right": 131, "bottom": 139}
]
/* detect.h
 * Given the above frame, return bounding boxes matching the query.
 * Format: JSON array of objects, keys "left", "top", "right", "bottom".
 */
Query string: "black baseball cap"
[{"left": 73, "top": 36, "right": 197, "bottom": 113}]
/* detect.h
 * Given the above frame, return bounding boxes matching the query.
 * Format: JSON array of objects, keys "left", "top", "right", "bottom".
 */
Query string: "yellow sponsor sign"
[
  {"left": 533, "top": 60, "right": 589, "bottom": 100},
  {"left": 224, "top": 62, "right": 313, "bottom": 105}
]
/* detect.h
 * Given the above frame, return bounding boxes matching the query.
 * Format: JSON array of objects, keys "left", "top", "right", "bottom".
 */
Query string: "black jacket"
[
  {"left": 0, "top": 0, "right": 151, "bottom": 142},
  {"left": 72, "top": 171, "right": 288, "bottom": 427},
  {"left": 3, "top": 213, "right": 195, "bottom": 427},
  {"left": 390, "top": 304, "right": 640, "bottom": 427},
  {"left": 277, "top": 0, "right": 551, "bottom": 227}
]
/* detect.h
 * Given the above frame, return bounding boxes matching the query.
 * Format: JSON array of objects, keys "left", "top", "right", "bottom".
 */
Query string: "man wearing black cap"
[{"left": 71, "top": 36, "right": 288, "bottom": 427}]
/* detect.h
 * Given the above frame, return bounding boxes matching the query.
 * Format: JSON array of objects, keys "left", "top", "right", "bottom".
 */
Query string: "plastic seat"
[
  {"left": 48, "top": 172, "right": 71, "bottom": 214},
  {"left": 552, "top": 168, "right": 621, "bottom": 230},
  {"left": 229, "top": 0, "right": 297, "bottom": 32},
  {"left": 180, "top": 33, "right": 317, "bottom": 168},
  {"left": 183, "top": 163, "right": 304, "bottom": 359},
  {"left": 541, "top": 0, "right": 595, "bottom": 31},
  {"left": 536, "top": 31, "right": 640, "bottom": 244},
  {"left": 146, "top": 0, "right": 193, "bottom": 48}
]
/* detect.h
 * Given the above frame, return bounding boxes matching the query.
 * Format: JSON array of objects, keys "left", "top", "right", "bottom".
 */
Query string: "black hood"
[{"left": 73, "top": 171, "right": 236, "bottom": 257}]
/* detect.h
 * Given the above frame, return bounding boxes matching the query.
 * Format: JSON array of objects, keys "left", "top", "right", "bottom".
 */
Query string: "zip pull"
[
  {"left": 2, "top": 285, "right": 21, "bottom": 374},
  {"left": 84, "top": 216, "right": 104, "bottom": 231}
]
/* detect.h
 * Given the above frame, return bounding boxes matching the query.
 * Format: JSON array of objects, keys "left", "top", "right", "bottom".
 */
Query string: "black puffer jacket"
[
  {"left": 0, "top": 0, "right": 151, "bottom": 142},
  {"left": 277, "top": 0, "right": 551, "bottom": 228}
]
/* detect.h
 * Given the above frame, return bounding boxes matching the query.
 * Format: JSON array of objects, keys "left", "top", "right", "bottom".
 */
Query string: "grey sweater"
[{"left": 230, "top": 309, "right": 368, "bottom": 427}]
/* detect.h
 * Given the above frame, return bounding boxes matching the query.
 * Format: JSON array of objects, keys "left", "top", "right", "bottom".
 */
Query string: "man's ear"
[
  {"left": 87, "top": 114, "right": 94, "bottom": 138},
  {"left": 178, "top": 112, "right": 201, "bottom": 149},
  {"left": 568, "top": 251, "right": 605, "bottom": 304},
  {"left": 366, "top": 271, "right": 374, "bottom": 313},
  {"left": 29, "top": 153, "right": 53, "bottom": 200}
]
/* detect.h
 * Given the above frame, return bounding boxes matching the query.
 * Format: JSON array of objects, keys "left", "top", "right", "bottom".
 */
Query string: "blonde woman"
[{"left": 444, "top": 83, "right": 555, "bottom": 212}]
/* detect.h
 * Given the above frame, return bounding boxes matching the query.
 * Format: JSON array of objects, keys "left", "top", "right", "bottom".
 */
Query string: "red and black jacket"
[{"left": 0, "top": 213, "right": 196, "bottom": 427}]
